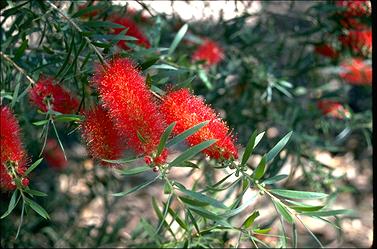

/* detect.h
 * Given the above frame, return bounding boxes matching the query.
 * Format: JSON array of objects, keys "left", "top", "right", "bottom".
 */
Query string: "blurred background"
[{"left": 0, "top": 1, "right": 372, "bottom": 248}]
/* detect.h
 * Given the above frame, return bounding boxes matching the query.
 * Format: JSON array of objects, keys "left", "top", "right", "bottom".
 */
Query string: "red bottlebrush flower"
[
  {"left": 192, "top": 39, "right": 224, "bottom": 66},
  {"left": 1, "top": 106, "right": 28, "bottom": 191},
  {"left": 339, "top": 58, "right": 372, "bottom": 85},
  {"left": 80, "top": 106, "right": 125, "bottom": 166},
  {"left": 317, "top": 100, "right": 350, "bottom": 119},
  {"left": 160, "top": 89, "right": 238, "bottom": 161},
  {"left": 314, "top": 44, "right": 339, "bottom": 58},
  {"left": 110, "top": 16, "right": 151, "bottom": 50},
  {"left": 42, "top": 139, "right": 67, "bottom": 170},
  {"left": 339, "top": 28, "right": 372, "bottom": 55},
  {"left": 93, "top": 58, "right": 167, "bottom": 163},
  {"left": 336, "top": 0, "right": 371, "bottom": 17},
  {"left": 29, "top": 76, "right": 79, "bottom": 114}
]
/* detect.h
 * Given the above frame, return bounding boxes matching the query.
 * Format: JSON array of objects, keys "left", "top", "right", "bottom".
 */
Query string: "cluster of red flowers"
[
  {"left": 317, "top": 100, "right": 350, "bottom": 120},
  {"left": 29, "top": 77, "right": 79, "bottom": 114},
  {"left": 339, "top": 58, "right": 372, "bottom": 85},
  {"left": 192, "top": 39, "right": 224, "bottom": 66},
  {"left": 92, "top": 58, "right": 167, "bottom": 164},
  {"left": 1, "top": 106, "right": 29, "bottom": 191},
  {"left": 83, "top": 58, "right": 238, "bottom": 166},
  {"left": 336, "top": 0, "right": 371, "bottom": 18},
  {"left": 80, "top": 106, "right": 125, "bottom": 166},
  {"left": 110, "top": 16, "right": 151, "bottom": 50},
  {"left": 42, "top": 139, "right": 67, "bottom": 170},
  {"left": 314, "top": 44, "right": 339, "bottom": 59},
  {"left": 338, "top": 28, "right": 372, "bottom": 56},
  {"left": 161, "top": 88, "right": 238, "bottom": 160}
]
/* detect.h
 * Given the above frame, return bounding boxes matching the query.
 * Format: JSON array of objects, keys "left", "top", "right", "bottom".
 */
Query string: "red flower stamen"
[{"left": 160, "top": 89, "right": 238, "bottom": 161}]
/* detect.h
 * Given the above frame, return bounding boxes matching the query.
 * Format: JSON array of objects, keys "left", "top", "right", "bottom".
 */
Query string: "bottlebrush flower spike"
[
  {"left": 339, "top": 28, "right": 372, "bottom": 55},
  {"left": 110, "top": 16, "right": 151, "bottom": 50},
  {"left": 80, "top": 106, "right": 125, "bottom": 166},
  {"left": 29, "top": 76, "right": 79, "bottom": 114},
  {"left": 336, "top": 0, "right": 371, "bottom": 17},
  {"left": 339, "top": 58, "right": 372, "bottom": 85},
  {"left": 1, "top": 106, "right": 29, "bottom": 191},
  {"left": 43, "top": 139, "right": 67, "bottom": 170},
  {"left": 314, "top": 44, "right": 339, "bottom": 59},
  {"left": 192, "top": 39, "right": 224, "bottom": 66},
  {"left": 317, "top": 100, "right": 350, "bottom": 119},
  {"left": 93, "top": 58, "right": 167, "bottom": 163},
  {"left": 160, "top": 88, "right": 238, "bottom": 161}
]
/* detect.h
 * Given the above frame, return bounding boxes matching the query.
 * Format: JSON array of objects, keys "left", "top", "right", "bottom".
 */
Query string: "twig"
[
  {"left": 45, "top": 0, "right": 108, "bottom": 67},
  {"left": 0, "top": 51, "right": 36, "bottom": 85}
]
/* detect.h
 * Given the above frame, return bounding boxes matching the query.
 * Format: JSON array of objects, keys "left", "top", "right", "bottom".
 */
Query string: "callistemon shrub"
[
  {"left": 92, "top": 58, "right": 168, "bottom": 164},
  {"left": 160, "top": 88, "right": 238, "bottom": 161},
  {"left": 339, "top": 58, "right": 372, "bottom": 85},
  {"left": 192, "top": 39, "right": 224, "bottom": 66},
  {"left": 80, "top": 106, "right": 125, "bottom": 166},
  {"left": 29, "top": 76, "right": 79, "bottom": 114},
  {"left": 339, "top": 28, "right": 372, "bottom": 56},
  {"left": 0, "top": 106, "right": 29, "bottom": 191},
  {"left": 110, "top": 16, "right": 151, "bottom": 50},
  {"left": 336, "top": 0, "right": 371, "bottom": 17}
]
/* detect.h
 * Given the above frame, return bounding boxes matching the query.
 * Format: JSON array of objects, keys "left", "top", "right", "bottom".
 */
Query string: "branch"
[
  {"left": 0, "top": 51, "right": 36, "bottom": 85},
  {"left": 45, "top": 1, "right": 163, "bottom": 101},
  {"left": 45, "top": 0, "right": 108, "bottom": 67}
]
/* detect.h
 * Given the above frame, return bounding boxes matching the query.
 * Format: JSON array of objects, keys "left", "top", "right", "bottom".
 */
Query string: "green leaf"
[
  {"left": 112, "top": 177, "right": 158, "bottom": 197},
  {"left": 91, "top": 34, "right": 138, "bottom": 41},
  {"left": 54, "top": 114, "right": 83, "bottom": 122},
  {"left": 140, "top": 56, "right": 160, "bottom": 71},
  {"left": 242, "top": 211, "right": 260, "bottom": 229},
  {"left": 157, "top": 122, "right": 176, "bottom": 156},
  {"left": 116, "top": 166, "right": 150, "bottom": 176},
  {"left": 266, "top": 131, "right": 293, "bottom": 162},
  {"left": 168, "top": 207, "right": 188, "bottom": 231},
  {"left": 299, "top": 209, "right": 353, "bottom": 217},
  {"left": 102, "top": 157, "right": 139, "bottom": 164},
  {"left": 149, "top": 64, "right": 178, "bottom": 70},
  {"left": 176, "top": 185, "right": 227, "bottom": 209},
  {"left": 273, "top": 200, "right": 294, "bottom": 224},
  {"left": 241, "top": 131, "right": 265, "bottom": 165},
  {"left": 178, "top": 196, "right": 209, "bottom": 207},
  {"left": 137, "top": 131, "right": 147, "bottom": 144},
  {"left": 71, "top": 5, "right": 103, "bottom": 18},
  {"left": 174, "top": 161, "right": 199, "bottom": 169},
  {"left": 262, "top": 174, "right": 288, "bottom": 185},
  {"left": 198, "top": 69, "right": 212, "bottom": 89},
  {"left": 24, "top": 158, "right": 43, "bottom": 176},
  {"left": 188, "top": 206, "right": 221, "bottom": 221},
  {"left": 167, "top": 121, "right": 209, "bottom": 147},
  {"left": 24, "top": 198, "right": 49, "bottom": 219},
  {"left": 84, "top": 21, "right": 125, "bottom": 29},
  {"left": 270, "top": 189, "right": 328, "bottom": 200},
  {"left": 169, "top": 139, "right": 217, "bottom": 167},
  {"left": 290, "top": 205, "right": 324, "bottom": 212},
  {"left": 253, "top": 227, "right": 272, "bottom": 234},
  {"left": 32, "top": 120, "right": 49, "bottom": 126},
  {"left": 24, "top": 189, "right": 48, "bottom": 197},
  {"left": 1, "top": 190, "right": 19, "bottom": 219},
  {"left": 220, "top": 195, "right": 256, "bottom": 219},
  {"left": 14, "top": 39, "right": 28, "bottom": 60},
  {"left": 10, "top": 82, "right": 20, "bottom": 108},
  {"left": 253, "top": 155, "right": 267, "bottom": 180},
  {"left": 168, "top": 23, "right": 188, "bottom": 55},
  {"left": 164, "top": 182, "right": 172, "bottom": 194}
]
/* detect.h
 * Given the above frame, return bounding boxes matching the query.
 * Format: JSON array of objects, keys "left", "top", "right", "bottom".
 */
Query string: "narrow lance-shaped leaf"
[
  {"left": 273, "top": 200, "right": 294, "bottom": 224},
  {"left": 167, "top": 120, "right": 209, "bottom": 147},
  {"left": 270, "top": 189, "right": 328, "bottom": 200},
  {"left": 242, "top": 211, "right": 260, "bottom": 229},
  {"left": 169, "top": 139, "right": 217, "bottom": 167},
  {"left": 156, "top": 122, "right": 176, "bottom": 156},
  {"left": 1, "top": 190, "right": 19, "bottom": 219},
  {"left": 112, "top": 177, "right": 158, "bottom": 197},
  {"left": 266, "top": 131, "right": 293, "bottom": 162},
  {"left": 24, "top": 158, "right": 43, "bottom": 176},
  {"left": 168, "top": 23, "right": 188, "bottom": 55},
  {"left": 241, "top": 131, "right": 265, "bottom": 165},
  {"left": 253, "top": 155, "right": 267, "bottom": 180}
]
